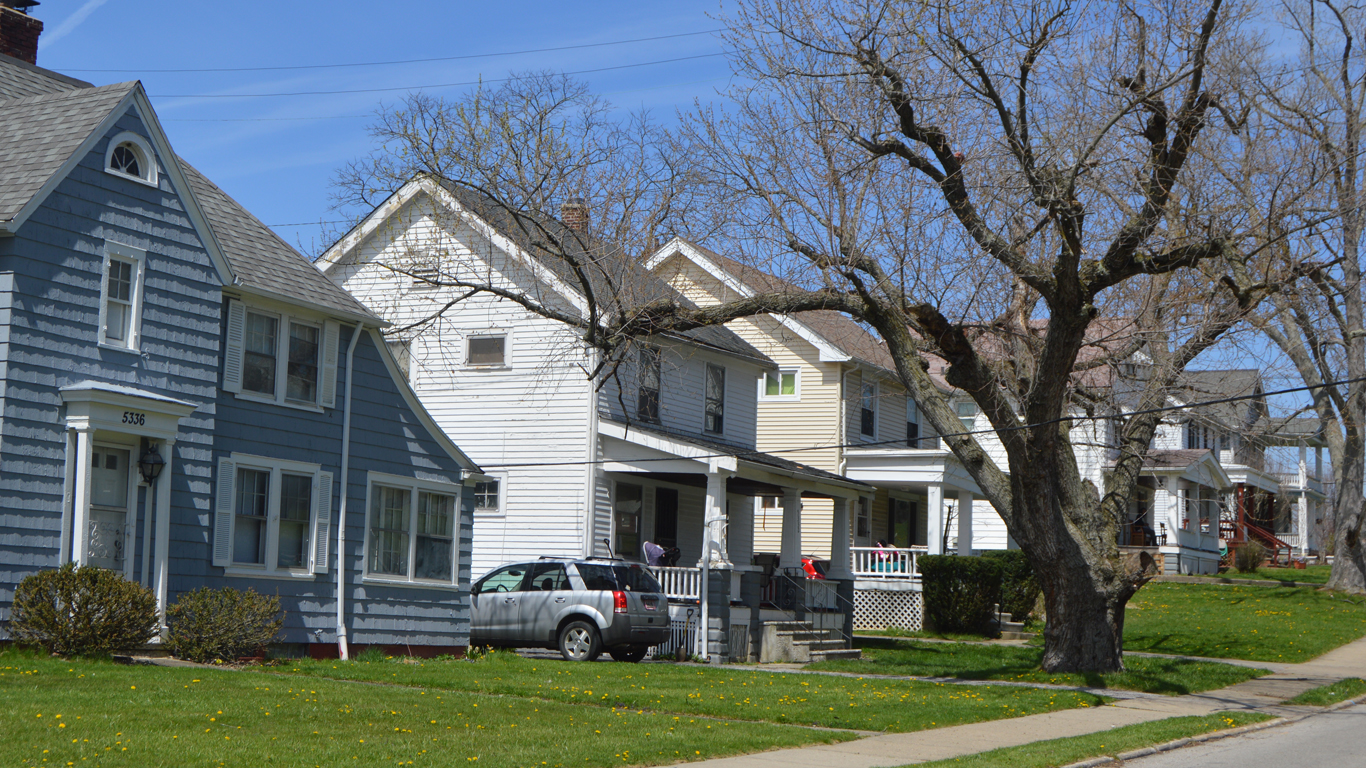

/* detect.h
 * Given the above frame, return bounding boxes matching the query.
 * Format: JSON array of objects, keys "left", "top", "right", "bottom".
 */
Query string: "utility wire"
[
  {"left": 150, "top": 52, "right": 729, "bottom": 98},
  {"left": 477, "top": 374, "right": 1362, "bottom": 470},
  {"left": 63, "top": 29, "right": 724, "bottom": 73}
]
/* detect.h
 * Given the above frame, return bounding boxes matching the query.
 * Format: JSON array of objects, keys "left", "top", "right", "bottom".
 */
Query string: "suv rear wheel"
[
  {"left": 558, "top": 620, "right": 602, "bottom": 662},
  {"left": 608, "top": 645, "right": 648, "bottom": 663}
]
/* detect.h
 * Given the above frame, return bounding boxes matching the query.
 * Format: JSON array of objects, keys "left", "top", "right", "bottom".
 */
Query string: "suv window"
[
  {"left": 574, "top": 563, "right": 664, "bottom": 593},
  {"left": 526, "top": 562, "right": 570, "bottom": 591},
  {"left": 473, "top": 564, "right": 528, "bottom": 594}
]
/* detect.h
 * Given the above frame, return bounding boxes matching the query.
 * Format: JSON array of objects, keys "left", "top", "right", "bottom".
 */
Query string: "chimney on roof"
[
  {"left": 0, "top": 1, "right": 42, "bottom": 65},
  {"left": 561, "top": 197, "right": 589, "bottom": 234}
]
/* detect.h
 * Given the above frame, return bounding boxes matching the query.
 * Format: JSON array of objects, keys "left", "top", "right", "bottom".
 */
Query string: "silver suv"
[{"left": 470, "top": 557, "right": 670, "bottom": 662}]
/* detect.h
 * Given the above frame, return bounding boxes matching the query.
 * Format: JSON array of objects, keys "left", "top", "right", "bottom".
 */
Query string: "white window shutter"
[
  {"left": 320, "top": 320, "right": 341, "bottom": 408},
  {"left": 96, "top": 255, "right": 111, "bottom": 345},
  {"left": 213, "top": 457, "right": 236, "bottom": 566},
  {"left": 312, "top": 471, "right": 334, "bottom": 574},
  {"left": 223, "top": 300, "right": 246, "bottom": 393}
]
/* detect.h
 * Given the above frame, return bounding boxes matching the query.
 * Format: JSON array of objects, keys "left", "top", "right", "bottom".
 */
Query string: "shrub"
[
  {"left": 165, "top": 587, "right": 283, "bottom": 663},
  {"left": 982, "top": 549, "right": 1041, "bottom": 622},
  {"left": 9, "top": 563, "right": 159, "bottom": 656},
  {"left": 1233, "top": 540, "right": 1267, "bottom": 574},
  {"left": 919, "top": 555, "right": 1003, "bottom": 635}
]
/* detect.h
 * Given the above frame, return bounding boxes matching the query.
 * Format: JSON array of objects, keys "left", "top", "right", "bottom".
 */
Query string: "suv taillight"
[{"left": 613, "top": 590, "right": 628, "bottom": 614}]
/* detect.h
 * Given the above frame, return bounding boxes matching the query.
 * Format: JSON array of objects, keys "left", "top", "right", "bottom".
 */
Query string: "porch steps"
[
  {"left": 995, "top": 606, "right": 1034, "bottom": 641},
  {"left": 759, "top": 620, "right": 862, "bottom": 663}
]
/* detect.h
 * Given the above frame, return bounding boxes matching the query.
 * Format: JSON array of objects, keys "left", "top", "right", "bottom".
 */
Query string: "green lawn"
[
  {"left": 903, "top": 712, "right": 1273, "bottom": 768},
  {"left": 282, "top": 649, "right": 1105, "bottom": 733},
  {"left": 0, "top": 649, "right": 850, "bottom": 768},
  {"left": 807, "top": 638, "right": 1265, "bottom": 694},
  {"left": 1287, "top": 678, "right": 1366, "bottom": 706},
  {"left": 1123, "top": 583, "right": 1366, "bottom": 661},
  {"left": 1193, "top": 565, "right": 1333, "bottom": 584}
]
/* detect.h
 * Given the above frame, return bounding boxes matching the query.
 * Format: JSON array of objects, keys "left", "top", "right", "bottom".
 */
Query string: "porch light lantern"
[{"left": 138, "top": 445, "right": 165, "bottom": 484}]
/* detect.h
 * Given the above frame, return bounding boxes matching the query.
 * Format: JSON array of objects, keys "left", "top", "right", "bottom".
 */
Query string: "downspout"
[{"left": 335, "top": 323, "right": 363, "bottom": 660}]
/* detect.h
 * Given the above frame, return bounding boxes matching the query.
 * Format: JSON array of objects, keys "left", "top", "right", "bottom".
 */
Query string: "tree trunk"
[
  {"left": 1327, "top": 437, "right": 1366, "bottom": 593},
  {"left": 1038, "top": 562, "right": 1127, "bottom": 672}
]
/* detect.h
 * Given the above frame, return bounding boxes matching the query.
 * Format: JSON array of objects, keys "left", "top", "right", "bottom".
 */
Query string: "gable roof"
[
  {"left": 0, "top": 81, "right": 135, "bottom": 225},
  {"left": 0, "top": 52, "right": 91, "bottom": 100},
  {"left": 322, "top": 177, "right": 767, "bottom": 362},
  {"left": 179, "top": 162, "right": 378, "bottom": 324}
]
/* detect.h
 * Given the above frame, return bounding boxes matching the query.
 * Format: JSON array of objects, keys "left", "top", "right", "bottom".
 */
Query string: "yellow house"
[{"left": 647, "top": 238, "right": 1011, "bottom": 583}]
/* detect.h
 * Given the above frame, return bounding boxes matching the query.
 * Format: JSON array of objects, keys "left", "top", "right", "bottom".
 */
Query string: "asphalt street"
[{"left": 1120, "top": 705, "right": 1366, "bottom": 767}]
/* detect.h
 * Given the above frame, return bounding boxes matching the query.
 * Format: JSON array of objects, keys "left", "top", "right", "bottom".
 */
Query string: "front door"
[
  {"left": 889, "top": 498, "right": 916, "bottom": 549},
  {"left": 87, "top": 446, "right": 133, "bottom": 574},
  {"left": 654, "top": 488, "right": 678, "bottom": 549},
  {"left": 615, "top": 483, "right": 643, "bottom": 560},
  {"left": 470, "top": 564, "right": 529, "bottom": 645}
]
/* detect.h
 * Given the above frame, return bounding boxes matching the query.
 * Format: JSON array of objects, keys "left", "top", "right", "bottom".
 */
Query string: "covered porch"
[
  {"left": 597, "top": 419, "right": 873, "bottom": 661},
  {"left": 1120, "top": 449, "right": 1231, "bottom": 575}
]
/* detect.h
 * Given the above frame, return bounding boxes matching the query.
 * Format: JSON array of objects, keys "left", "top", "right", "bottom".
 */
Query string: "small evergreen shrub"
[
  {"left": 1233, "top": 540, "right": 1266, "bottom": 573},
  {"left": 165, "top": 587, "right": 283, "bottom": 663},
  {"left": 9, "top": 563, "right": 159, "bottom": 656},
  {"left": 982, "top": 549, "right": 1041, "bottom": 622},
  {"left": 919, "top": 555, "right": 1003, "bottom": 635}
]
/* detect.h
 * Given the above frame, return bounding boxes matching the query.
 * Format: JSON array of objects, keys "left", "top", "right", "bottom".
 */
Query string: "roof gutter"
[{"left": 230, "top": 283, "right": 385, "bottom": 328}]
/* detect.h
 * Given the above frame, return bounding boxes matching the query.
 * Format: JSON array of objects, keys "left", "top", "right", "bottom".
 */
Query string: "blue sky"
[{"left": 34, "top": 0, "right": 733, "bottom": 254}]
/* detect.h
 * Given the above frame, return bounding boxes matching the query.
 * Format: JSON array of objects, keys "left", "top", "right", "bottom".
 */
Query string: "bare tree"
[
  {"left": 1253, "top": 0, "right": 1366, "bottom": 593},
  {"left": 334, "top": 1, "right": 1309, "bottom": 671}
]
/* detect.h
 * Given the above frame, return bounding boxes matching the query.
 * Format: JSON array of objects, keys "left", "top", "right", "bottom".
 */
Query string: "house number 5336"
[{"left": 122, "top": 411, "right": 146, "bottom": 426}]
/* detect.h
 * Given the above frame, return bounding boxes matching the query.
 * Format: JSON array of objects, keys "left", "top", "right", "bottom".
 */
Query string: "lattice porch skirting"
[{"left": 853, "top": 588, "right": 923, "bottom": 631}]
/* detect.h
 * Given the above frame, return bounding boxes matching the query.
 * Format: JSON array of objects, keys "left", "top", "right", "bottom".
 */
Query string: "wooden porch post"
[
  {"left": 827, "top": 497, "right": 853, "bottom": 579},
  {"left": 926, "top": 484, "right": 945, "bottom": 555},
  {"left": 956, "top": 490, "right": 974, "bottom": 556},
  {"left": 779, "top": 487, "right": 802, "bottom": 570}
]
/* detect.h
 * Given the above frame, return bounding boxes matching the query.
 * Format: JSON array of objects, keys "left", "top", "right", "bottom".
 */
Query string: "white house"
[{"left": 317, "top": 177, "right": 874, "bottom": 661}]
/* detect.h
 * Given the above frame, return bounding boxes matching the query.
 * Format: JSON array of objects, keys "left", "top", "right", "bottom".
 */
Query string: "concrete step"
[
  {"left": 810, "top": 648, "right": 862, "bottom": 662},
  {"left": 999, "top": 630, "right": 1036, "bottom": 641}
]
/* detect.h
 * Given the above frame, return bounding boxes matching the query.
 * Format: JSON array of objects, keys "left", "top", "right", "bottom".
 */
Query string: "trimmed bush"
[
  {"left": 919, "top": 555, "right": 1003, "bottom": 635},
  {"left": 982, "top": 549, "right": 1041, "bottom": 622},
  {"left": 165, "top": 587, "right": 284, "bottom": 663},
  {"left": 9, "top": 563, "right": 159, "bottom": 656},
  {"left": 1233, "top": 540, "right": 1267, "bottom": 573}
]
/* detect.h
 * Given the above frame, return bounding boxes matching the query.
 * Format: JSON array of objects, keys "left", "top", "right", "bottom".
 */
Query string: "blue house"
[{"left": 0, "top": 21, "right": 481, "bottom": 657}]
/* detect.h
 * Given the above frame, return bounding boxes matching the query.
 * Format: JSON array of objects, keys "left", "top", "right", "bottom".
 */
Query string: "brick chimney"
[
  {"left": 561, "top": 197, "right": 589, "bottom": 233},
  {"left": 0, "top": 1, "right": 42, "bottom": 65}
]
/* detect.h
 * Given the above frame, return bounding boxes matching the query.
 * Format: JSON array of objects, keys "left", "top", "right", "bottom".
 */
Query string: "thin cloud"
[{"left": 40, "top": 0, "right": 111, "bottom": 48}]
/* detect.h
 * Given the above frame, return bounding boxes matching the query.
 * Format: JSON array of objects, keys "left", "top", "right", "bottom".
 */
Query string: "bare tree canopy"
[{"left": 334, "top": 0, "right": 1322, "bottom": 671}]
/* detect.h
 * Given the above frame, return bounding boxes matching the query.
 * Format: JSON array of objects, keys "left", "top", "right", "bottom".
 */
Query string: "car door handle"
[
  {"left": 504, "top": 598, "right": 516, "bottom": 604},
  {"left": 554, "top": 597, "right": 566, "bottom": 603}
]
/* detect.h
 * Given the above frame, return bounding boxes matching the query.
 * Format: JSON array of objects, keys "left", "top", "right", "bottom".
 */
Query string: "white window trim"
[
  {"left": 704, "top": 363, "right": 726, "bottom": 435},
  {"left": 463, "top": 329, "right": 512, "bottom": 370},
  {"left": 226, "top": 299, "right": 338, "bottom": 413},
  {"left": 759, "top": 368, "right": 801, "bottom": 402},
  {"left": 221, "top": 453, "right": 326, "bottom": 579},
  {"left": 97, "top": 241, "right": 146, "bottom": 352},
  {"left": 860, "top": 381, "right": 878, "bottom": 440},
  {"left": 361, "top": 471, "right": 464, "bottom": 589},
  {"left": 472, "top": 471, "right": 506, "bottom": 517},
  {"left": 103, "top": 131, "right": 159, "bottom": 188}
]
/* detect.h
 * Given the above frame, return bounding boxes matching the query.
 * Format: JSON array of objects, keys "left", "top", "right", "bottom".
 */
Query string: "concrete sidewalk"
[{"left": 681, "top": 635, "right": 1366, "bottom": 767}]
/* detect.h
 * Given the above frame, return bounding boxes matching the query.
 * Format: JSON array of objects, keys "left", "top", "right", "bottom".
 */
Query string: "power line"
[
  {"left": 476, "top": 374, "right": 1359, "bottom": 470},
  {"left": 150, "top": 52, "right": 729, "bottom": 99},
  {"left": 62, "top": 29, "right": 724, "bottom": 73}
]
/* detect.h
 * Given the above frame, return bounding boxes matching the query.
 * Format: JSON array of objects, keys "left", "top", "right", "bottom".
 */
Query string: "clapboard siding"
[
  {"left": 327, "top": 198, "right": 593, "bottom": 578},
  {"left": 0, "top": 109, "right": 222, "bottom": 624}
]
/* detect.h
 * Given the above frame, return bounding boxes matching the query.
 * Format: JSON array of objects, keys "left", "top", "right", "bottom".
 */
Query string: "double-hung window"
[
  {"left": 224, "top": 299, "right": 340, "bottom": 409},
  {"left": 363, "top": 473, "right": 463, "bottom": 585},
  {"left": 704, "top": 364, "right": 725, "bottom": 434},
  {"left": 98, "top": 242, "right": 145, "bottom": 350},
  {"left": 860, "top": 381, "right": 877, "bottom": 437},
  {"left": 956, "top": 401, "right": 978, "bottom": 433},
  {"left": 213, "top": 454, "right": 333, "bottom": 576},
  {"left": 637, "top": 347, "right": 661, "bottom": 422}
]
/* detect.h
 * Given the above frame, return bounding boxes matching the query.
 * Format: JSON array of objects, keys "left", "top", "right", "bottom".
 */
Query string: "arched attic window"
[{"left": 104, "top": 132, "right": 158, "bottom": 187}]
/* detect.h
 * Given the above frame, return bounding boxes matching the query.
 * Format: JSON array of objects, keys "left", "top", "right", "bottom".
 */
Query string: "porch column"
[
  {"left": 926, "top": 483, "right": 945, "bottom": 555},
  {"left": 700, "top": 465, "right": 733, "bottom": 567},
  {"left": 153, "top": 439, "right": 176, "bottom": 630},
  {"left": 779, "top": 486, "right": 802, "bottom": 569},
  {"left": 59, "top": 428, "right": 77, "bottom": 565},
  {"left": 827, "top": 497, "right": 854, "bottom": 579},
  {"left": 1298, "top": 443, "right": 1309, "bottom": 559},
  {"left": 956, "top": 489, "right": 974, "bottom": 556},
  {"left": 70, "top": 427, "right": 95, "bottom": 566}
]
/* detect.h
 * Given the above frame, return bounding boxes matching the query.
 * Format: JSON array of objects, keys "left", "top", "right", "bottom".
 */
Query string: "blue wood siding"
[{"left": 0, "top": 109, "right": 221, "bottom": 622}]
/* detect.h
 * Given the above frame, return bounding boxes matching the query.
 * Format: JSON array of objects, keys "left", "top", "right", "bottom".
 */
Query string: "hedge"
[
  {"left": 982, "top": 549, "right": 1041, "bottom": 622},
  {"left": 919, "top": 555, "right": 1002, "bottom": 635}
]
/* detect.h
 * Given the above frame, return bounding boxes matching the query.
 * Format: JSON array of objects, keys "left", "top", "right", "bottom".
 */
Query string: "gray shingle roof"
[
  {"left": 0, "top": 52, "right": 91, "bottom": 100},
  {"left": 0, "top": 81, "right": 134, "bottom": 224},
  {"left": 180, "top": 162, "right": 378, "bottom": 322}
]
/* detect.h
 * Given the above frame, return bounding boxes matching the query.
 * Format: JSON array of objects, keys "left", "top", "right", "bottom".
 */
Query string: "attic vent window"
[{"left": 104, "top": 132, "right": 158, "bottom": 186}]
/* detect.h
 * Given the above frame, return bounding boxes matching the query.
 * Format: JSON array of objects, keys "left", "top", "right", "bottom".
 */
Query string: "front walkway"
[{"left": 681, "top": 635, "right": 1366, "bottom": 767}]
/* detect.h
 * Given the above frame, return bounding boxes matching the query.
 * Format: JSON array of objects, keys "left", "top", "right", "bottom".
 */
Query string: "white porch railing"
[
  {"left": 851, "top": 546, "right": 926, "bottom": 578},
  {"left": 648, "top": 566, "right": 702, "bottom": 601}
]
